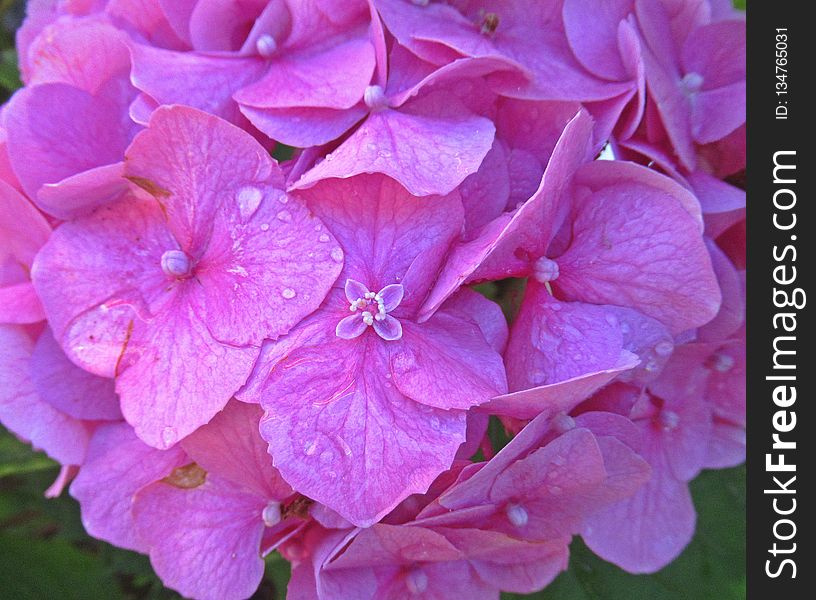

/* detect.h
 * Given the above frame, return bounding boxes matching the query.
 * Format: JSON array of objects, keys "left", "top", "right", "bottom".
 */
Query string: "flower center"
[
  {"left": 335, "top": 278, "right": 404, "bottom": 341},
  {"left": 161, "top": 249, "right": 193, "bottom": 279},
  {"left": 506, "top": 503, "right": 529, "bottom": 528},
  {"left": 680, "top": 72, "right": 704, "bottom": 95},
  {"left": 532, "top": 256, "right": 559, "bottom": 283},
  {"left": 480, "top": 12, "right": 500, "bottom": 35},
  {"left": 256, "top": 34, "right": 278, "bottom": 58},
  {"left": 405, "top": 568, "right": 428, "bottom": 595},
  {"left": 363, "top": 85, "right": 389, "bottom": 111}
]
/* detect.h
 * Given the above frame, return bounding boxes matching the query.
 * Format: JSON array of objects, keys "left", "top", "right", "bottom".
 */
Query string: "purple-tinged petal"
[
  {"left": 240, "top": 103, "right": 369, "bottom": 147},
  {"left": 70, "top": 422, "right": 186, "bottom": 551},
  {"left": 344, "top": 278, "right": 370, "bottom": 303},
  {"left": 292, "top": 104, "right": 494, "bottom": 197},
  {"left": 563, "top": 0, "right": 633, "bottom": 81},
  {"left": 372, "top": 313, "right": 402, "bottom": 341},
  {"left": 134, "top": 474, "right": 267, "bottom": 600},
  {"left": 30, "top": 327, "right": 120, "bottom": 421},
  {"left": 336, "top": 314, "right": 368, "bottom": 340},
  {"left": 377, "top": 283, "right": 404, "bottom": 312},
  {"left": 0, "top": 324, "right": 90, "bottom": 465},
  {"left": 391, "top": 311, "right": 506, "bottom": 410},
  {"left": 259, "top": 339, "right": 466, "bottom": 526}
]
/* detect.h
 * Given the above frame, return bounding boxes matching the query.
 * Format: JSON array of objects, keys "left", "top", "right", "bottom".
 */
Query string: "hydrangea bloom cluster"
[{"left": 1, "top": 1, "right": 745, "bottom": 598}]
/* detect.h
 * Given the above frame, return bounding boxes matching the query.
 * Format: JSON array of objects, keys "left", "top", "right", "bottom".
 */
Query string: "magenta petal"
[
  {"left": 130, "top": 44, "right": 267, "bottom": 123},
  {"left": 5, "top": 83, "right": 136, "bottom": 217},
  {"left": 70, "top": 423, "right": 186, "bottom": 551},
  {"left": 0, "top": 282, "right": 46, "bottom": 324},
  {"left": 134, "top": 474, "right": 267, "bottom": 600},
  {"left": 563, "top": 0, "right": 633, "bottom": 80},
  {"left": 240, "top": 103, "right": 369, "bottom": 147},
  {"left": 293, "top": 107, "right": 495, "bottom": 196},
  {"left": 235, "top": 38, "right": 375, "bottom": 110},
  {"left": 259, "top": 340, "right": 466, "bottom": 526}
]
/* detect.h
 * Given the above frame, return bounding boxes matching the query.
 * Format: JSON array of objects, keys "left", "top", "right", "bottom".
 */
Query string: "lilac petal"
[
  {"left": 344, "top": 278, "right": 370, "bottom": 303},
  {"left": 376, "top": 283, "right": 404, "bottom": 312},
  {"left": 563, "top": 0, "right": 633, "bottom": 81},
  {"left": 36, "top": 162, "right": 129, "bottom": 220},
  {"left": 372, "top": 313, "right": 402, "bottom": 341},
  {"left": 70, "top": 423, "right": 187, "bottom": 551},
  {"left": 335, "top": 314, "right": 367, "bottom": 340}
]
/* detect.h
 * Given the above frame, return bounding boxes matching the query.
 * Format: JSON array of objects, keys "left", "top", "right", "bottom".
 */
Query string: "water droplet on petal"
[
  {"left": 318, "top": 233, "right": 330, "bottom": 242},
  {"left": 331, "top": 247, "right": 344, "bottom": 262},
  {"left": 282, "top": 288, "right": 296, "bottom": 299},
  {"left": 236, "top": 185, "right": 263, "bottom": 219},
  {"left": 549, "top": 485, "right": 563, "bottom": 496},
  {"left": 161, "top": 426, "right": 177, "bottom": 447},
  {"left": 260, "top": 223, "right": 270, "bottom": 232},
  {"left": 276, "top": 210, "right": 292, "bottom": 222},
  {"left": 304, "top": 440, "right": 317, "bottom": 456}
]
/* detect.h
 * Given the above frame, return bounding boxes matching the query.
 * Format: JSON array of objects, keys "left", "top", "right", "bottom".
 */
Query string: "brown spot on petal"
[
  {"left": 125, "top": 176, "right": 172, "bottom": 198},
  {"left": 163, "top": 463, "right": 207, "bottom": 489},
  {"left": 480, "top": 12, "right": 500, "bottom": 35},
  {"left": 281, "top": 495, "right": 314, "bottom": 520}
]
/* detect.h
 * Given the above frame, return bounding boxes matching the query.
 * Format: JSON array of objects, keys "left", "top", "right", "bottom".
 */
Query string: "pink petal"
[
  {"left": 0, "top": 324, "right": 90, "bottom": 465},
  {"left": 259, "top": 339, "right": 466, "bottom": 526},
  {"left": 292, "top": 105, "right": 495, "bottom": 197},
  {"left": 70, "top": 422, "right": 186, "bottom": 551},
  {"left": 390, "top": 310, "right": 507, "bottom": 410},
  {"left": 181, "top": 400, "right": 292, "bottom": 500},
  {"left": 30, "top": 327, "right": 120, "bottom": 421},
  {"left": 134, "top": 475, "right": 267, "bottom": 600},
  {"left": 554, "top": 173, "right": 721, "bottom": 333}
]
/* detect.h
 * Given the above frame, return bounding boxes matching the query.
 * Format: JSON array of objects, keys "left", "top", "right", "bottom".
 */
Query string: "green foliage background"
[{"left": 0, "top": 1, "right": 746, "bottom": 598}]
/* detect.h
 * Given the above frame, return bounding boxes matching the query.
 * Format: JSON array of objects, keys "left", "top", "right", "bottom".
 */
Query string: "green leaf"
[
  {"left": 0, "top": 532, "right": 124, "bottom": 600},
  {"left": 0, "top": 429, "right": 56, "bottom": 478},
  {"left": 503, "top": 465, "right": 746, "bottom": 600},
  {"left": 0, "top": 48, "right": 21, "bottom": 94}
]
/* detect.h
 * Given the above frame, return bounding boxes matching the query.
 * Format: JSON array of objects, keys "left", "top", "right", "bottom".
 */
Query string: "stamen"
[{"left": 337, "top": 279, "right": 405, "bottom": 341}]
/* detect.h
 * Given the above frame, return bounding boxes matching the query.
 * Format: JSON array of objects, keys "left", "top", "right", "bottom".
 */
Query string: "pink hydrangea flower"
[
  {"left": 245, "top": 174, "right": 508, "bottom": 526},
  {"left": 31, "top": 106, "right": 343, "bottom": 448}
]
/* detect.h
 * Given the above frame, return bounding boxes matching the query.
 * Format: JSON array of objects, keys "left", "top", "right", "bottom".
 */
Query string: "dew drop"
[
  {"left": 161, "top": 426, "right": 177, "bottom": 447},
  {"left": 318, "top": 233, "right": 330, "bottom": 242},
  {"left": 331, "top": 247, "right": 344, "bottom": 262},
  {"left": 281, "top": 288, "right": 296, "bottom": 299},
  {"left": 260, "top": 223, "right": 270, "bottom": 232},
  {"left": 277, "top": 210, "right": 292, "bottom": 222},
  {"left": 549, "top": 485, "right": 563, "bottom": 496},
  {"left": 236, "top": 185, "right": 263, "bottom": 219},
  {"left": 304, "top": 440, "right": 317, "bottom": 456},
  {"left": 319, "top": 450, "right": 333, "bottom": 464}
]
